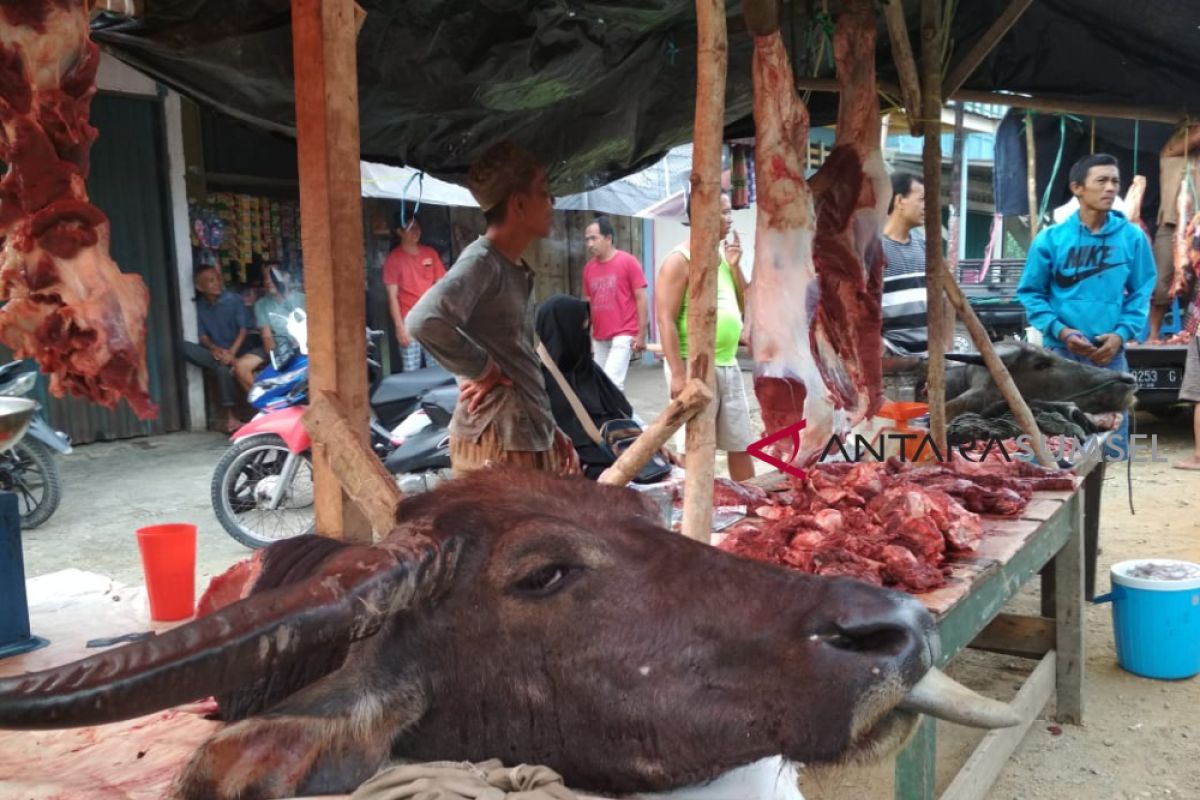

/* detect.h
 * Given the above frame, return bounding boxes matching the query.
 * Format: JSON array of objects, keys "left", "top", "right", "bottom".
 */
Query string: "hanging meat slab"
[
  {"left": 1170, "top": 159, "right": 1197, "bottom": 300},
  {"left": 747, "top": 0, "right": 886, "bottom": 469},
  {"left": 0, "top": 1, "right": 156, "bottom": 419}
]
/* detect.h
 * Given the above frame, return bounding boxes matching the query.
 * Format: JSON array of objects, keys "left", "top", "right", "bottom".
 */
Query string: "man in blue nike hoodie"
[{"left": 1017, "top": 153, "right": 1155, "bottom": 458}]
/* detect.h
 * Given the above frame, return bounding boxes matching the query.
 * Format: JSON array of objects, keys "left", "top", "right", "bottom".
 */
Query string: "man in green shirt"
[{"left": 655, "top": 192, "right": 755, "bottom": 481}]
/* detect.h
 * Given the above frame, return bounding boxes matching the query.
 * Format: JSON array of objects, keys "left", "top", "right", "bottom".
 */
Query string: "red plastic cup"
[{"left": 135, "top": 523, "right": 197, "bottom": 621}]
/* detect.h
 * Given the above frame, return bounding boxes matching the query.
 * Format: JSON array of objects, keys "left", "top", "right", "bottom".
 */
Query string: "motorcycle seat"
[
  {"left": 420, "top": 385, "right": 460, "bottom": 426},
  {"left": 371, "top": 367, "right": 455, "bottom": 407}
]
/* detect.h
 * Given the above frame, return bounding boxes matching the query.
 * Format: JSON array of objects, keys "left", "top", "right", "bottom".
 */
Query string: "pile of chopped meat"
[{"left": 718, "top": 458, "right": 1075, "bottom": 593}]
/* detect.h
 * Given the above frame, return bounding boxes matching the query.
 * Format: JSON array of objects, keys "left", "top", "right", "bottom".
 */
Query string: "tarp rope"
[
  {"left": 398, "top": 171, "right": 424, "bottom": 228},
  {"left": 1132, "top": 119, "right": 1140, "bottom": 176},
  {"left": 1038, "top": 115, "right": 1069, "bottom": 222}
]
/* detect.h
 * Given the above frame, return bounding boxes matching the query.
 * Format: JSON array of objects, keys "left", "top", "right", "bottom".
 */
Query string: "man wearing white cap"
[{"left": 407, "top": 141, "right": 578, "bottom": 476}]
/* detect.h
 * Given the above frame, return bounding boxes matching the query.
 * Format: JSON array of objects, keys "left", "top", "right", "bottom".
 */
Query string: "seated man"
[
  {"left": 184, "top": 265, "right": 264, "bottom": 432},
  {"left": 254, "top": 263, "right": 306, "bottom": 363}
]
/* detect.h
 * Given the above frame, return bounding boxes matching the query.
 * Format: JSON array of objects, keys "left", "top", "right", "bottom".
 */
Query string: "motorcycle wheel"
[
  {"left": 211, "top": 433, "right": 315, "bottom": 549},
  {"left": 0, "top": 438, "right": 61, "bottom": 529}
]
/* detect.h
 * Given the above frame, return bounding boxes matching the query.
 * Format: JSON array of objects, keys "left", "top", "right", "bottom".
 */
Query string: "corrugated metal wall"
[{"left": 2, "top": 93, "right": 186, "bottom": 444}]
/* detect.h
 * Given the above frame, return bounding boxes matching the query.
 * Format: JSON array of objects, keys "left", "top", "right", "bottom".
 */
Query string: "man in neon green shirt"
[{"left": 655, "top": 192, "right": 755, "bottom": 481}]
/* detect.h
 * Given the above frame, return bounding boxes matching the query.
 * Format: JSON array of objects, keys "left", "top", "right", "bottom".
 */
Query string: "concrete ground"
[{"left": 18, "top": 360, "right": 727, "bottom": 587}]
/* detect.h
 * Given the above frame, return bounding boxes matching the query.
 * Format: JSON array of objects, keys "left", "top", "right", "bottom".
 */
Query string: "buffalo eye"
[{"left": 512, "top": 564, "right": 579, "bottom": 597}]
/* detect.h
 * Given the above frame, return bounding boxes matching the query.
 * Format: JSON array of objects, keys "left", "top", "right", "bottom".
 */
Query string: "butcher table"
[{"left": 744, "top": 440, "right": 1106, "bottom": 800}]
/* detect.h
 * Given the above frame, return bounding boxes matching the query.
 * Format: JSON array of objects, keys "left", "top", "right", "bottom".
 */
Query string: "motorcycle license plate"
[{"left": 1132, "top": 367, "right": 1183, "bottom": 390}]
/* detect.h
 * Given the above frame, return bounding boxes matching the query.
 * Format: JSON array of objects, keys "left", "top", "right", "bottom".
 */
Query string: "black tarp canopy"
[{"left": 91, "top": 1, "right": 1200, "bottom": 193}]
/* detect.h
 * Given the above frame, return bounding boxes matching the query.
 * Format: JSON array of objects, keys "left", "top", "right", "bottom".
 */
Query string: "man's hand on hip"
[
  {"left": 460, "top": 361, "right": 512, "bottom": 413},
  {"left": 1058, "top": 327, "right": 1098, "bottom": 359},
  {"left": 1090, "top": 333, "right": 1123, "bottom": 366}
]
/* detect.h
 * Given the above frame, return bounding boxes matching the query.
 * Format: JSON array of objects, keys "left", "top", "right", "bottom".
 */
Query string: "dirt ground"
[{"left": 14, "top": 361, "right": 1200, "bottom": 799}]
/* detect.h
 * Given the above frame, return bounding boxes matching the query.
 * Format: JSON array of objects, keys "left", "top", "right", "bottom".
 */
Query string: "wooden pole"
[
  {"left": 303, "top": 391, "right": 405, "bottom": 539},
  {"left": 941, "top": 276, "right": 1056, "bottom": 467},
  {"left": 680, "top": 0, "right": 727, "bottom": 544},
  {"left": 291, "top": 0, "right": 372, "bottom": 543},
  {"left": 944, "top": 101, "right": 966, "bottom": 350},
  {"left": 942, "top": 0, "right": 1035, "bottom": 98},
  {"left": 599, "top": 380, "right": 712, "bottom": 487},
  {"left": 921, "top": 0, "right": 949, "bottom": 455},
  {"left": 1025, "top": 111, "right": 1040, "bottom": 240},
  {"left": 884, "top": 0, "right": 924, "bottom": 136}
]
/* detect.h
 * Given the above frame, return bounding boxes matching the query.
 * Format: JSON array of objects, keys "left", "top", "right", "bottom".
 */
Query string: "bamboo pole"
[
  {"left": 884, "top": 0, "right": 924, "bottom": 136},
  {"left": 941, "top": 276, "right": 1056, "bottom": 467},
  {"left": 944, "top": 101, "right": 965, "bottom": 351},
  {"left": 598, "top": 380, "right": 712, "bottom": 487},
  {"left": 291, "top": 0, "right": 372, "bottom": 542},
  {"left": 942, "top": 0, "right": 1035, "bottom": 98},
  {"left": 680, "top": 0, "right": 727, "bottom": 544},
  {"left": 1025, "top": 111, "right": 1040, "bottom": 240},
  {"left": 921, "top": 0, "right": 949, "bottom": 455}
]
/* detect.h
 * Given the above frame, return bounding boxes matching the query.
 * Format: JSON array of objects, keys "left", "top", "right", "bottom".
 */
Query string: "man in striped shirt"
[{"left": 881, "top": 173, "right": 929, "bottom": 354}]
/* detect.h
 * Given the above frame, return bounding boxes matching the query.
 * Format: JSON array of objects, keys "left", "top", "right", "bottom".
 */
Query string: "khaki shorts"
[
  {"left": 1152, "top": 223, "right": 1176, "bottom": 307},
  {"left": 663, "top": 361, "right": 755, "bottom": 453},
  {"left": 1180, "top": 337, "right": 1200, "bottom": 403}
]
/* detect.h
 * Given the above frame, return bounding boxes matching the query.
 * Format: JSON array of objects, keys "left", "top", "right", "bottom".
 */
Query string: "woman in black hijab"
[{"left": 536, "top": 294, "right": 635, "bottom": 479}]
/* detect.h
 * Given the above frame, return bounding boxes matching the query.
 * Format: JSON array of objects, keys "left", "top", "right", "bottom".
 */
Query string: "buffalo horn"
[
  {"left": 899, "top": 666, "right": 1021, "bottom": 729},
  {"left": 943, "top": 352, "right": 986, "bottom": 366},
  {"left": 0, "top": 536, "right": 456, "bottom": 730}
]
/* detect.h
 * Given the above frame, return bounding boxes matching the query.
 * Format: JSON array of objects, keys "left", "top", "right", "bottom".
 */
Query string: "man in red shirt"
[
  {"left": 383, "top": 211, "right": 447, "bottom": 371},
  {"left": 581, "top": 215, "right": 648, "bottom": 390}
]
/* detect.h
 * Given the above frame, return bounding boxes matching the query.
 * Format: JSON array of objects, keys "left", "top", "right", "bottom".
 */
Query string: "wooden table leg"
[
  {"left": 1053, "top": 493, "right": 1085, "bottom": 725},
  {"left": 1082, "top": 460, "right": 1105, "bottom": 601},
  {"left": 895, "top": 715, "right": 936, "bottom": 800}
]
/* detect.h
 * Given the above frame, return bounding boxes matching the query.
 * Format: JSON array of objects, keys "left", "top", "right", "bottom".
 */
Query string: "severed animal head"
[
  {"left": 944, "top": 341, "right": 1137, "bottom": 418},
  {"left": 0, "top": 471, "right": 1016, "bottom": 799}
]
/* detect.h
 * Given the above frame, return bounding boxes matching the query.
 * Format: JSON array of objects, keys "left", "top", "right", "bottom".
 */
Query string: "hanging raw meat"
[
  {"left": 0, "top": 1, "right": 156, "bottom": 419},
  {"left": 747, "top": 0, "right": 887, "bottom": 470},
  {"left": 1170, "top": 160, "right": 1197, "bottom": 300},
  {"left": 1123, "top": 175, "right": 1150, "bottom": 240}
]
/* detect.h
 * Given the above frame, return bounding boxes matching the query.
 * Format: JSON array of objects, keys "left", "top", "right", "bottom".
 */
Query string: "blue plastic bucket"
[{"left": 1093, "top": 559, "right": 1200, "bottom": 680}]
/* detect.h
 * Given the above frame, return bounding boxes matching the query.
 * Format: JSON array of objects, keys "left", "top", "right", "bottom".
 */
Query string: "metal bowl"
[{"left": 0, "top": 398, "right": 37, "bottom": 454}]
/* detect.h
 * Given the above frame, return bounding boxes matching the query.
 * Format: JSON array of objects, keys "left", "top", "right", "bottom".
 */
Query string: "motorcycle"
[
  {"left": 210, "top": 310, "right": 454, "bottom": 548},
  {"left": 0, "top": 360, "right": 73, "bottom": 528}
]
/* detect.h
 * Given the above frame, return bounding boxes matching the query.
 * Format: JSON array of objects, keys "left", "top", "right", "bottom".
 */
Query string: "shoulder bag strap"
[{"left": 535, "top": 341, "right": 604, "bottom": 445}]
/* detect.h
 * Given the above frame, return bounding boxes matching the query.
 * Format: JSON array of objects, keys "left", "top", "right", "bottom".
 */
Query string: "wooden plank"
[
  {"left": 303, "top": 390, "right": 403, "bottom": 539},
  {"left": 933, "top": 493, "right": 1078, "bottom": 661},
  {"left": 921, "top": 0, "right": 948, "bottom": 455},
  {"left": 1020, "top": 497, "right": 1064, "bottom": 522},
  {"left": 884, "top": 0, "right": 923, "bottom": 136},
  {"left": 1053, "top": 492, "right": 1085, "bottom": 724},
  {"left": 940, "top": 651, "right": 1057, "bottom": 800},
  {"left": 895, "top": 715, "right": 936, "bottom": 800},
  {"left": 942, "top": 0, "right": 1035, "bottom": 98},
  {"left": 969, "top": 613, "right": 1055, "bottom": 658},
  {"left": 290, "top": 0, "right": 371, "bottom": 542},
  {"left": 680, "top": 0, "right": 726, "bottom": 543}
]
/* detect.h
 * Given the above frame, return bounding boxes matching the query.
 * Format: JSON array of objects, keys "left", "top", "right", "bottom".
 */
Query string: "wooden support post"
[
  {"left": 680, "top": 0, "right": 727, "bottom": 544},
  {"left": 303, "top": 391, "right": 404, "bottom": 539},
  {"left": 942, "top": 0, "right": 1035, "bottom": 98},
  {"left": 1054, "top": 493, "right": 1086, "bottom": 725},
  {"left": 944, "top": 101, "right": 966, "bottom": 351},
  {"left": 884, "top": 0, "right": 923, "bottom": 136},
  {"left": 291, "top": 0, "right": 371, "bottom": 543},
  {"left": 1026, "top": 111, "right": 1040, "bottom": 240},
  {"left": 920, "top": 0, "right": 949, "bottom": 455},
  {"left": 599, "top": 379, "right": 712, "bottom": 487},
  {"left": 940, "top": 272, "right": 1056, "bottom": 467}
]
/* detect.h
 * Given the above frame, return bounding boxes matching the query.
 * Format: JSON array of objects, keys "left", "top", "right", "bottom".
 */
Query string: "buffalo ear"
[{"left": 944, "top": 352, "right": 986, "bottom": 366}]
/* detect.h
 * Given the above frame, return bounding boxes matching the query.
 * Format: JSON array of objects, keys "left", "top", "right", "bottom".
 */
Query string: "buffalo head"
[
  {"left": 944, "top": 341, "right": 1137, "bottom": 418},
  {"left": 0, "top": 471, "right": 1015, "bottom": 799}
]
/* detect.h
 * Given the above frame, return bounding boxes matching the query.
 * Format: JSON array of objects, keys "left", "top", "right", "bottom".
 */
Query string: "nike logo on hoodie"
[{"left": 1053, "top": 244, "right": 1127, "bottom": 288}]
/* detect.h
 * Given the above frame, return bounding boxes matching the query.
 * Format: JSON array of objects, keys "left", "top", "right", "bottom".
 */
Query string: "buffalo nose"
[{"left": 824, "top": 591, "right": 938, "bottom": 675}]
